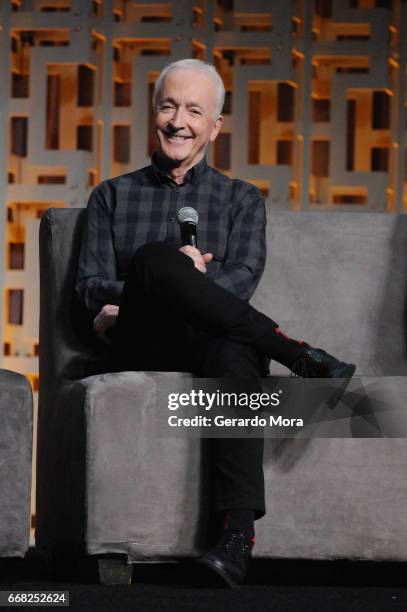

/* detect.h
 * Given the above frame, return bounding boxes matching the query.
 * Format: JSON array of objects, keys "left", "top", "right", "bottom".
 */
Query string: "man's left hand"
[
  {"left": 179, "top": 246, "right": 213, "bottom": 273},
  {"left": 93, "top": 304, "right": 119, "bottom": 344}
]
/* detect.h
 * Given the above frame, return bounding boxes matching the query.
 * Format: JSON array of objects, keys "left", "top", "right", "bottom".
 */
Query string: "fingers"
[
  {"left": 195, "top": 262, "right": 207, "bottom": 273},
  {"left": 93, "top": 305, "right": 119, "bottom": 341},
  {"left": 179, "top": 245, "right": 201, "bottom": 258},
  {"left": 178, "top": 246, "right": 213, "bottom": 272},
  {"left": 93, "top": 312, "right": 104, "bottom": 335}
]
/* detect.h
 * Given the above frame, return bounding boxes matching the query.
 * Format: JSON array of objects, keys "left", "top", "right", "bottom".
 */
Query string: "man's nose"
[{"left": 169, "top": 106, "right": 186, "bottom": 128}]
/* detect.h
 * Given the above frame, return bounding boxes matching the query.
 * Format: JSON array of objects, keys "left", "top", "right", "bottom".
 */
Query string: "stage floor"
[{"left": 1, "top": 549, "right": 407, "bottom": 611}]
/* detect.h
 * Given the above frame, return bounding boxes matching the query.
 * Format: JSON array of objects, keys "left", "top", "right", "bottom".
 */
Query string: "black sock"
[{"left": 224, "top": 509, "right": 255, "bottom": 540}]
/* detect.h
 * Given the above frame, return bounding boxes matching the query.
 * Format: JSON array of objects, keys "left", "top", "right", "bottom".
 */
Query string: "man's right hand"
[
  {"left": 93, "top": 304, "right": 119, "bottom": 344},
  {"left": 179, "top": 245, "right": 213, "bottom": 273}
]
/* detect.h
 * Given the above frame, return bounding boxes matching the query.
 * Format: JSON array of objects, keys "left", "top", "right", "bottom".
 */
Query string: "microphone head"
[{"left": 176, "top": 207, "right": 199, "bottom": 226}]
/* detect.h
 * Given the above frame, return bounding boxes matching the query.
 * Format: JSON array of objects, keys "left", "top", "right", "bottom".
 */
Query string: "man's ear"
[{"left": 210, "top": 115, "right": 224, "bottom": 142}]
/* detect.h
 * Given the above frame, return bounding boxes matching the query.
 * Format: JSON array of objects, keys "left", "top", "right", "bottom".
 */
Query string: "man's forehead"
[
  {"left": 160, "top": 70, "right": 215, "bottom": 94},
  {"left": 156, "top": 69, "right": 219, "bottom": 116}
]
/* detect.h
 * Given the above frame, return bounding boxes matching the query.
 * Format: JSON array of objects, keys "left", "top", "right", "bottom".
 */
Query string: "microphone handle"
[{"left": 181, "top": 222, "right": 198, "bottom": 248}]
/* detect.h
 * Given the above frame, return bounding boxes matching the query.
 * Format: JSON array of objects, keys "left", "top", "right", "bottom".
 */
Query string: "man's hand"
[
  {"left": 179, "top": 245, "right": 213, "bottom": 273},
  {"left": 93, "top": 304, "right": 119, "bottom": 344}
]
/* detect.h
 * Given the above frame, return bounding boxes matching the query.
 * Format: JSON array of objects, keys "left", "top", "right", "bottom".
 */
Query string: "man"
[{"left": 76, "top": 59, "right": 355, "bottom": 588}]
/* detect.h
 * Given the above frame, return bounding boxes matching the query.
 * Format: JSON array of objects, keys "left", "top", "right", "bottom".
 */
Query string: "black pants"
[{"left": 110, "top": 242, "right": 286, "bottom": 519}]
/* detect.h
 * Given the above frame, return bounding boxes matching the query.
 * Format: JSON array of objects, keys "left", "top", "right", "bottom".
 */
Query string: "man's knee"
[
  {"left": 131, "top": 241, "right": 170, "bottom": 267},
  {"left": 130, "top": 242, "right": 182, "bottom": 281},
  {"left": 131, "top": 241, "right": 193, "bottom": 269}
]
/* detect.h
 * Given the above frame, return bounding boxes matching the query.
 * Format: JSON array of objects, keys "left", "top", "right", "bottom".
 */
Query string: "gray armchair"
[
  {"left": 36, "top": 207, "right": 407, "bottom": 582},
  {"left": 36, "top": 208, "right": 211, "bottom": 582}
]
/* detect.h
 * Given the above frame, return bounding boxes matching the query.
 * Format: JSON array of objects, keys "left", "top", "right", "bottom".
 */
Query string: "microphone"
[{"left": 176, "top": 207, "right": 199, "bottom": 248}]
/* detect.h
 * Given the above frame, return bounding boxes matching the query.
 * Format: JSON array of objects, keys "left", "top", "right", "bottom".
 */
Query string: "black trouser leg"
[
  {"left": 112, "top": 242, "right": 306, "bottom": 370},
  {"left": 109, "top": 242, "right": 307, "bottom": 522},
  {"left": 198, "top": 337, "right": 265, "bottom": 519}
]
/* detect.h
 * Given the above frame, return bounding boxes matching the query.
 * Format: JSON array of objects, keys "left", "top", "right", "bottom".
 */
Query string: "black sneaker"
[
  {"left": 196, "top": 530, "right": 253, "bottom": 589},
  {"left": 291, "top": 348, "right": 356, "bottom": 379},
  {"left": 291, "top": 348, "right": 356, "bottom": 410}
]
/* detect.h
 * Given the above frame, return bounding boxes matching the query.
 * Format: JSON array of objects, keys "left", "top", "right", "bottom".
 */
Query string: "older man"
[{"left": 76, "top": 59, "right": 355, "bottom": 588}]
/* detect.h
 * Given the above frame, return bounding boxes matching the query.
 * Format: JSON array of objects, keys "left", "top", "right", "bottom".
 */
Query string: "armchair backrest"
[
  {"left": 39, "top": 206, "right": 407, "bottom": 395},
  {"left": 39, "top": 208, "right": 109, "bottom": 394},
  {"left": 253, "top": 210, "right": 407, "bottom": 376}
]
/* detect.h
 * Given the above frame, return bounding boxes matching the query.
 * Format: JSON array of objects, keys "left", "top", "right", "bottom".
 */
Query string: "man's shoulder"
[
  {"left": 96, "top": 165, "right": 153, "bottom": 192},
  {"left": 206, "top": 165, "right": 263, "bottom": 202},
  {"left": 87, "top": 166, "right": 153, "bottom": 211}
]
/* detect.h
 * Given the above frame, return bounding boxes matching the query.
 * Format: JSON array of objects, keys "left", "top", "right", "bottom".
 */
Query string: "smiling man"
[
  {"left": 76, "top": 59, "right": 355, "bottom": 588},
  {"left": 154, "top": 68, "right": 223, "bottom": 174}
]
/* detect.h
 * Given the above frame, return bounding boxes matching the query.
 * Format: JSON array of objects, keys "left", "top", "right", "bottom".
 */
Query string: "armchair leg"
[{"left": 98, "top": 558, "right": 133, "bottom": 585}]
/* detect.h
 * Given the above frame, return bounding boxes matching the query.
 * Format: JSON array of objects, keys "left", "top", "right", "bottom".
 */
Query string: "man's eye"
[
  {"left": 190, "top": 109, "right": 201, "bottom": 115},
  {"left": 161, "top": 105, "right": 173, "bottom": 110}
]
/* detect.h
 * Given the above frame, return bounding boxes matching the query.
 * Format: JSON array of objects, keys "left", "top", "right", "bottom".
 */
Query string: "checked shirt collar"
[{"left": 150, "top": 152, "right": 208, "bottom": 189}]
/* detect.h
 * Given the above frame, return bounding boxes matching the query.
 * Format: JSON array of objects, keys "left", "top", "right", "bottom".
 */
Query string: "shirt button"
[{"left": 170, "top": 217, "right": 176, "bottom": 223}]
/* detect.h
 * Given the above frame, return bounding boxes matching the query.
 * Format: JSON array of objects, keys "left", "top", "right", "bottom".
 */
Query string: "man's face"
[{"left": 153, "top": 69, "right": 223, "bottom": 168}]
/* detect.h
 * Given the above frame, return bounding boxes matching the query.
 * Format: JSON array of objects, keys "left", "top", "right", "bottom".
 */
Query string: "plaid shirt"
[{"left": 75, "top": 155, "right": 267, "bottom": 317}]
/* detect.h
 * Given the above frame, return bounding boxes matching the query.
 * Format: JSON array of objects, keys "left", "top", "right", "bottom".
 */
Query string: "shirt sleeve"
[
  {"left": 75, "top": 182, "right": 124, "bottom": 317},
  {"left": 205, "top": 187, "right": 266, "bottom": 301}
]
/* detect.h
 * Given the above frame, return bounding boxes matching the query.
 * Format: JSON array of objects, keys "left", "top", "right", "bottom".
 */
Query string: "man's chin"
[{"left": 157, "top": 149, "right": 189, "bottom": 166}]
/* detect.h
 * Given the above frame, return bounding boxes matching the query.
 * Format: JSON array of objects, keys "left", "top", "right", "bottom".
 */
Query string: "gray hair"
[{"left": 153, "top": 59, "right": 225, "bottom": 117}]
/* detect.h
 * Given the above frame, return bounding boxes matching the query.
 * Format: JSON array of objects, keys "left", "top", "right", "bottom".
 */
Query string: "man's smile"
[
  {"left": 163, "top": 132, "right": 193, "bottom": 141},
  {"left": 161, "top": 132, "right": 194, "bottom": 149}
]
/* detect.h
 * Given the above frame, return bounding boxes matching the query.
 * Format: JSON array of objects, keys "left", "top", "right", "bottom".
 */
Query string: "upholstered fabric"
[
  {"left": 36, "top": 207, "right": 407, "bottom": 561},
  {"left": 258, "top": 436, "right": 407, "bottom": 560},
  {"left": 0, "top": 369, "right": 33, "bottom": 557},
  {"left": 253, "top": 211, "right": 407, "bottom": 377}
]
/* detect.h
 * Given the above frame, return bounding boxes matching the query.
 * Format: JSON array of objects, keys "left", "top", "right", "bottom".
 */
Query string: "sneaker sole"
[
  {"left": 195, "top": 556, "right": 241, "bottom": 589},
  {"left": 326, "top": 363, "right": 356, "bottom": 409},
  {"left": 330, "top": 363, "right": 356, "bottom": 379}
]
